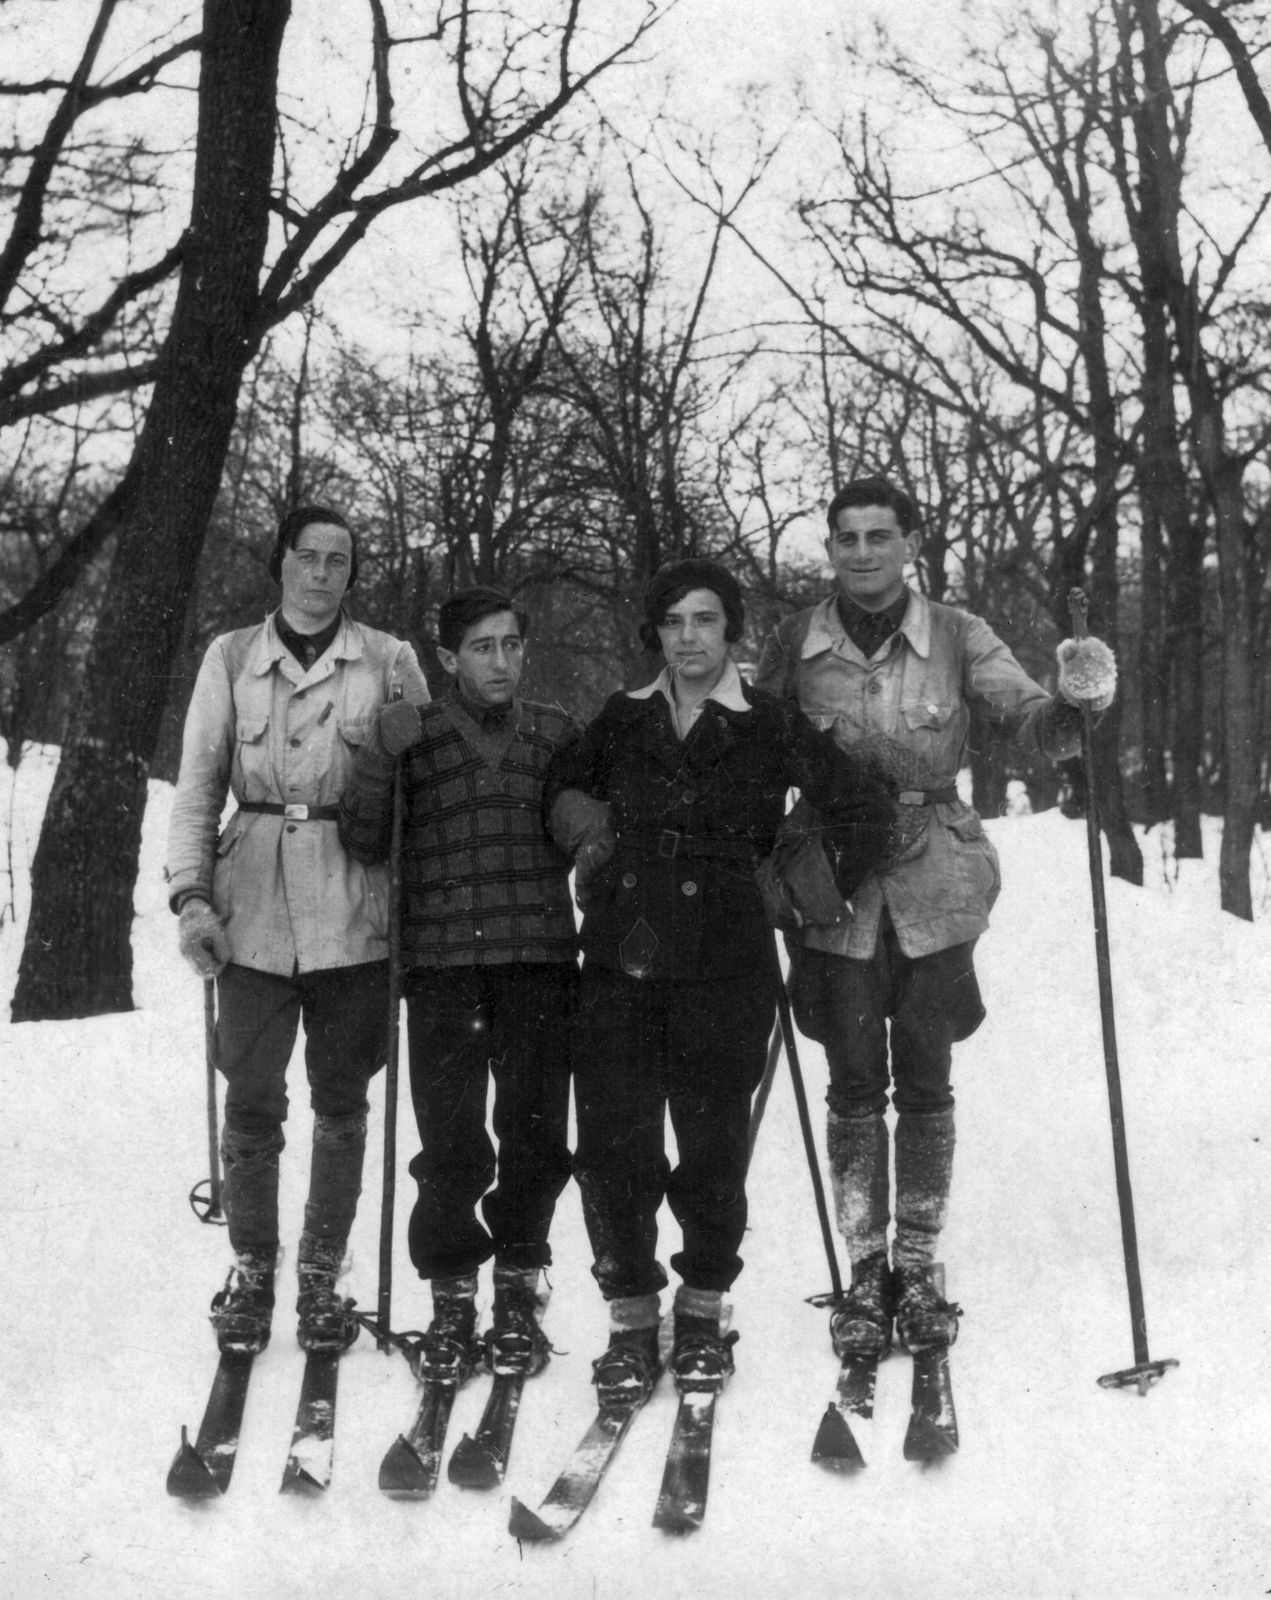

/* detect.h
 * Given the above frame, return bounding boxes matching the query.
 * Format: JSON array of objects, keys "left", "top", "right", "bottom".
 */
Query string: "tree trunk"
[
  {"left": 1210, "top": 448, "right": 1257, "bottom": 919},
  {"left": 1167, "top": 514, "right": 1206, "bottom": 857},
  {"left": 12, "top": 0, "right": 290, "bottom": 1020}
]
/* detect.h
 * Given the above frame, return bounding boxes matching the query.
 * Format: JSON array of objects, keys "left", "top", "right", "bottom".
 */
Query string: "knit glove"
[
  {"left": 378, "top": 699, "right": 423, "bottom": 755},
  {"left": 1056, "top": 636, "right": 1117, "bottom": 712},
  {"left": 178, "top": 899, "right": 230, "bottom": 978}
]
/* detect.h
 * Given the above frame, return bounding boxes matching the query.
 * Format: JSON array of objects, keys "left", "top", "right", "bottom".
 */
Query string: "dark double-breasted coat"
[{"left": 544, "top": 663, "right": 895, "bottom": 1300}]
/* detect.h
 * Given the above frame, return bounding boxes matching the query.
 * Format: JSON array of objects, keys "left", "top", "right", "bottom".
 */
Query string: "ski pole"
[
  {"left": 1068, "top": 587, "right": 1177, "bottom": 1395},
  {"left": 768, "top": 931, "right": 843, "bottom": 1302},
  {"left": 746, "top": 1017, "right": 784, "bottom": 1166},
  {"left": 377, "top": 749, "right": 405, "bottom": 1351},
  {"left": 188, "top": 978, "right": 225, "bottom": 1224}
]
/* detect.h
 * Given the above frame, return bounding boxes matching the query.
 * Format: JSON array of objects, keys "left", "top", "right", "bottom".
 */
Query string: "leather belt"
[
  {"left": 897, "top": 786, "right": 959, "bottom": 806},
  {"left": 621, "top": 829, "right": 764, "bottom": 862},
  {"left": 237, "top": 801, "right": 341, "bottom": 821}
]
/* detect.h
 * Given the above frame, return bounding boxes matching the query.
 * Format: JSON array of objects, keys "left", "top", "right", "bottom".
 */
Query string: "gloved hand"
[
  {"left": 1057, "top": 636, "right": 1117, "bottom": 712},
  {"left": 178, "top": 899, "right": 230, "bottom": 978},
  {"left": 378, "top": 698, "right": 423, "bottom": 755}
]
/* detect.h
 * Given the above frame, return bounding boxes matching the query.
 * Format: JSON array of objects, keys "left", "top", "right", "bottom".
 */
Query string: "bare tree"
[{"left": 8, "top": 0, "right": 664, "bottom": 1020}]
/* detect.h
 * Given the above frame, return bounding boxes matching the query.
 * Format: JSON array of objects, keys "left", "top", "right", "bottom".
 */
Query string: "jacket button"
[
  {"left": 622, "top": 872, "right": 637, "bottom": 889},
  {"left": 681, "top": 880, "right": 697, "bottom": 897},
  {"left": 681, "top": 789, "right": 696, "bottom": 805},
  {"left": 286, "top": 824, "right": 297, "bottom": 834},
  {"left": 290, "top": 737, "right": 301, "bottom": 747},
  {"left": 868, "top": 680, "right": 882, "bottom": 695}
]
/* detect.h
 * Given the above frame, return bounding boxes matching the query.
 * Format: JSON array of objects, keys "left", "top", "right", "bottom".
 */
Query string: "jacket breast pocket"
[
  {"left": 338, "top": 716, "right": 372, "bottom": 751},
  {"left": 901, "top": 696, "right": 957, "bottom": 775},
  {"left": 233, "top": 716, "right": 270, "bottom": 795}
]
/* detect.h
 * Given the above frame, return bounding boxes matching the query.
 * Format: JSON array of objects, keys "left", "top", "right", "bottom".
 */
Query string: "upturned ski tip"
[
  {"left": 279, "top": 1462, "right": 328, "bottom": 1497},
  {"left": 379, "top": 1434, "right": 437, "bottom": 1498},
  {"left": 812, "top": 1403, "right": 866, "bottom": 1471},
  {"left": 166, "top": 1426, "right": 222, "bottom": 1500},
  {"left": 508, "top": 1496, "right": 561, "bottom": 1542},
  {"left": 902, "top": 1416, "right": 959, "bottom": 1464},
  {"left": 448, "top": 1433, "right": 502, "bottom": 1490}
]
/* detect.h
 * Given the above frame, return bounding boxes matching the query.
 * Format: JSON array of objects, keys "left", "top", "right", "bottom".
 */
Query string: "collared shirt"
[
  {"left": 626, "top": 658, "right": 750, "bottom": 740},
  {"left": 836, "top": 589, "right": 911, "bottom": 661},
  {"left": 453, "top": 684, "right": 515, "bottom": 731},
  {"left": 276, "top": 611, "right": 341, "bottom": 672}
]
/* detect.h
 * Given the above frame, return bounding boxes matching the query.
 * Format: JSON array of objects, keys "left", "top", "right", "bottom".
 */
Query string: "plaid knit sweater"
[{"left": 339, "top": 690, "right": 582, "bottom": 967}]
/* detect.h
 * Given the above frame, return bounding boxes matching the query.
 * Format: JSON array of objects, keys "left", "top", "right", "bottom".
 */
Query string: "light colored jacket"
[
  {"left": 167, "top": 610, "right": 429, "bottom": 975},
  {"left": 753, "top": 588, "right": 1079, "bottom": 959}
]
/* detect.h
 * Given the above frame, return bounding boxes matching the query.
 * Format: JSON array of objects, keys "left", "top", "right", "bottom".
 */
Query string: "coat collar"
[
  {"left": 801, "top": 587, "right": 931, "bottom": 662},
  {"left": 626, "top": 657, "right": 750, "bottom": 714}
]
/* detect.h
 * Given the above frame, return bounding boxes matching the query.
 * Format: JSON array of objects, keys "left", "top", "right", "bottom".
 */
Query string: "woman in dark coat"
[{"left": 546, "top": 559, "right": 895, "bottom": 1402}]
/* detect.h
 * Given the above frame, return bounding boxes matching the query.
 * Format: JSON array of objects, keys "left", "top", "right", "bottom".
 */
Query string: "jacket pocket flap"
[
  {"left": 947, "top": 809, "right": 985, "bottom": 842},
  {"left": 236, "top": 716, "right": 268, "bottom": 743},
  {"left": 902, "top": 698, "right": 954, "bottom": 731},
  {"left": 338, "top": 716, "right": 372, "bottom": 748}
]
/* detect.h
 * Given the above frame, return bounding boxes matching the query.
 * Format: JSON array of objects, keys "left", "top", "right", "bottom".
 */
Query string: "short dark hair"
[
  {"left": 639, "top": 558, "right": 745, "bottom": 652},
  {"left": 437, "top": 586, "right": 529, "bottom": 653},
  {"left": 269, "top": 505, "right": 358, "bottom": 586},
  {"left": 826, "top": 476, "right": 918, "bottom": 539}
]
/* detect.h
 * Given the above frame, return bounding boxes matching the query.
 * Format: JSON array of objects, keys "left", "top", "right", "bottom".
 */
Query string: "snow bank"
[{"left": 2, "top": 745, "right": 1269, "bottom": 1600}]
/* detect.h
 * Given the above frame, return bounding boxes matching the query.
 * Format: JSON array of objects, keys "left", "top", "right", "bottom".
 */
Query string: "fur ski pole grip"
[{"left": 1068, "top": 588, "right": 1177, "bottom": 1395}]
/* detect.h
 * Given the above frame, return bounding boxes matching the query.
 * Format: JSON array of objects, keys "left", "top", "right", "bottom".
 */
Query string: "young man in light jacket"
[
  {"left": 167, "top": 505, "right": 428, "bottom": 1356},
  {"left": 753, "top": 475, "right": 1116, "bottom": 1360}
]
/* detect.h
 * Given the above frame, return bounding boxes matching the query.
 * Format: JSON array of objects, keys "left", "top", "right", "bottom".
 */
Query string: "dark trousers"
[
  {"left": 404, "top": 963, "right": 576, "bottom": 1280},
  {"left": 215, "top": 960, "right": 388, "bottom": 1139},
  {"left": 572, "top": 962, "right": 776, "bottom": 1301},
  {"left": 789, "top": 921, "right": 984, "bottom": 1117}
]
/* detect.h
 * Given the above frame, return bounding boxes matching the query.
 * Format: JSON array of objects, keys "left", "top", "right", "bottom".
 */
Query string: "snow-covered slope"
[{"left": 2, "top": 745, "right": 1269, "bottom": 1600}]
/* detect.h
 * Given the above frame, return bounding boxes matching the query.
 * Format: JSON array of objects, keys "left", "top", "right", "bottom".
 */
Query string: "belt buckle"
[
  {"left": 898, "top": 790, "right": 925, "bottom": 807},
  {"left": 284, "top": 803, "right": 310, "bottom": 821},
  {"left": 657, "top": 829, "right": 681, "bottom": 859}
]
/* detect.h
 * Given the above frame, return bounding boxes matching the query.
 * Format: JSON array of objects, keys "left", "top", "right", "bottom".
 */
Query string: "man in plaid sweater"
[{"left": 339, "top": 587, "right": 584, "bottom": 1387}]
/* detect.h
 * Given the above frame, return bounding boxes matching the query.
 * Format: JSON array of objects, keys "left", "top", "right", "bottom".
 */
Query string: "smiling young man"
[
  {"left": 544, "top": 558, "right": 894, "bottom": 1406},
  {"left": 754, "top": 475, "right": 1116, "bottom": 1361},
  {"left": 167, "top": 505, "right": 428, "bottom": 1357},
  {"left": 339, "top": 587, "right": 583, "bottom": 1391}
]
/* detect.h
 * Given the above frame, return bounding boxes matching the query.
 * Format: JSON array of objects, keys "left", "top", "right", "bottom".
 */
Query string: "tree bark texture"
[{"left": 12, "top": 0, "right": 291, "bottom": 1019}]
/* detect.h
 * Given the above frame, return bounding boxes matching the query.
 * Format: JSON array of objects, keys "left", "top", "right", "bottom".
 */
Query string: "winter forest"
[{"left": 3, "top": 1, "right": 1271, "bottom": 1596}]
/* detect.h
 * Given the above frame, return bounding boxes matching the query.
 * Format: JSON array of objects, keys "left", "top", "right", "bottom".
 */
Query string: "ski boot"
[
  {"left": 296, "top": 1238, "right": 359, "bottom": 1354},
  {"left": 592, "top": 1324, "right": 661, "bottom": 1406},
  {"left": 210, "top": 1248, "right": 276, "bottom": 1355},
  {"left": 829, "top": 1250, "right": 894, "bottom": 1360},
  {"left": 484, "top": 1265, "right": 551, "bottom": 1378},
  {"left": 669, "top": 1291, "right": 738, "bottom": 1396},
  {"left": 893, "top": 1261, "right": 961, "bottom": 1352},
  {"left": 411, "top": 1276, "right": 482, "bottom": 1385}
]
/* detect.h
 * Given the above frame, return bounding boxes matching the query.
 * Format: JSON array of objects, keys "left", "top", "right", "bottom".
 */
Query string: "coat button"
[
  {"left": 868, "top": 680, "right": 882, "bottom": 695},
  {"left": 290, "top": 737, "right": 301, "bottom": 747},
  {"left": 622, "top": 872, "right": 637, "bottom": 889},
  {"left": 681, "top": 789, "right": 697, "bottom": 805},
  {"left": 681, "top": 880, "right": 698, "bottom": 896},
  {"left": 286, "top": 824, "right": 297, "bottom": 834}
]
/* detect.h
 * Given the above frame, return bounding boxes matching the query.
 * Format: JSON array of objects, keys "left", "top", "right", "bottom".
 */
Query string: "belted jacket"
[
  {"left": 166, "top": 610, "right": 428, "bottom": 975},
  {"left": 544, "top": 660, "right": 895, "bottom": 984},
  {"left": 753, "top": 588, "right": 1081, "bottom": 959}
]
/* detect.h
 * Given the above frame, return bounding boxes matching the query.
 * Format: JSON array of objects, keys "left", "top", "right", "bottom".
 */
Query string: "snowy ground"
[{"left": 3, "top": 743, "right": 1271, "bottom": 1600}]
